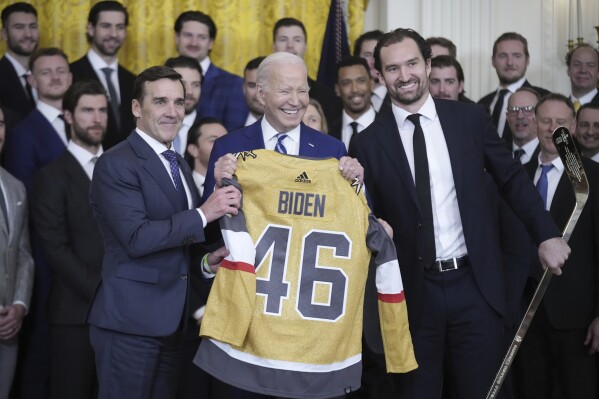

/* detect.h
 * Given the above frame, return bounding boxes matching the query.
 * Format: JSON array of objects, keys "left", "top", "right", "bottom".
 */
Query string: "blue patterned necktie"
[
  {"left": 275, "top": 133, "right": 288, "bottom": 154},
  {"left": 162, "top": 150, "right": 188, "bottom": 209},
  {"left": 536, "top": 164, "right": 554, "bottom": 209}
]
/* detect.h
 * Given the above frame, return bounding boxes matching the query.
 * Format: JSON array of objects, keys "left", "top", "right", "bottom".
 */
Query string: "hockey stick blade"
[{"left": 486, "top": 126, "right": 589, "bottom": 399}]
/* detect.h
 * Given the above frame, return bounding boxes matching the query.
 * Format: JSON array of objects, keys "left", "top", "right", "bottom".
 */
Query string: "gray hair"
[{"left": 256, "top": 52, "right": 307, "bottom": 87}]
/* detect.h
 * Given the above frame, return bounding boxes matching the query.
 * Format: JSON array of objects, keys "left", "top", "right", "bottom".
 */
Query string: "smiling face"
[
  {"left": 273, "top": 25, "right": 307, "bottom": 59},
  {"left": 492, "top": 39, "right": 529, "bottom": 85},
  {"left": 379, "top": 39, "right": 431, "bottom": 112},
  {"left": 172, "top": 66, "right": 201, "bottom": 115},
  {"left": 506, "top": 90, "right": 538, "bottom": 145},
  {"left": 567, "top": 46, "right": 599, "bottom": 97},
  {"left": 1, "top": 11, "right": 39, "bottom": 56},
  {"left": 429, "top": 65, "right": 463, "bottom": 101},
  {"left": 257, "top": 63, "right": 309, "bottom": 133},
  {"left": 575, "top": 107, "right": 599, "bottom": 155},
  {"left": 88, "top": 10, "right": 127, "bottom": 57},
  {"left": 175, "top": 21, "right": 213, "bottom": 62},
  {"left": 132, "top": 78, "right": 185, "bottom": 145},
  {"left": 336, "top": 64, "right": 373, "bottom": 118},
  {"left": 243, "top": 67, "right": 264, "bottom": 117}
]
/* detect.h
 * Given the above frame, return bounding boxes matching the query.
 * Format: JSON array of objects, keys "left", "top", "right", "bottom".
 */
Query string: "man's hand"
[
  {"left": 377, "top": 218, "right": 393, "bottom": 239},
  {"left": 206, "top": 246, "right": 230, "bottom": 274},
  {"left": 338, "top": 156, "right": 364, "bottom": 182},
  {"left": 585, "top": 317, "right": 599, "bottom": 354},
  {"left": 0, "top": 304, "right": 26, "bottom": 340},
  {"left": 199, "top": 186, "right": 241, "bottom": 223},
  {"left": 538, "top": 237, "right": 570, "bottom": 276},
  {"left": 215, "top": 154, "right": 237, "bottom": 188}
]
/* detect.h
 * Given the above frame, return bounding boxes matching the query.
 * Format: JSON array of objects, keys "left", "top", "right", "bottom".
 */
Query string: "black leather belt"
[{"left": 430, "top": 255, "right": 469, "bottom": 272}]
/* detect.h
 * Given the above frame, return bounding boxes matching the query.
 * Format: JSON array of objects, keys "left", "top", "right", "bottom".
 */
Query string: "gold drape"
[{"left": 1, "top": 0, "right": 367, "bottom": 77}]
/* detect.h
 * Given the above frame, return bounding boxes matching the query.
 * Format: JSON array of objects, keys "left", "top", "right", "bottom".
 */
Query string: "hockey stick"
[{"left": 486, "top": 126, "right": 589, "bottom": 399}]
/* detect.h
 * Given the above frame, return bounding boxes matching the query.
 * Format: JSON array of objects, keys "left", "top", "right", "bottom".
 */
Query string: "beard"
[
  {"left": 390, "top": 77, "right": 429, "bottom": 105},
  {"left": 93, "top": 38, "right": 123, "bottom": 57},
  {"left": 8, "top": 37, "right": 38, "bottom": 57},
  {"left": 72, "top": 122, "right": 106, "bottom": 147}
]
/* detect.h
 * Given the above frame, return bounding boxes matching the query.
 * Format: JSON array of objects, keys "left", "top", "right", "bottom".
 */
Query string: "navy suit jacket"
[
  {"left": 0, "top": 55, "right": 34, "bottom": 123},
  {"left": 202, "top": 119, "right": 347, "bottom": 203},
  {"left": 88, "top": 131, "right": 206, "bottom": 336},
  {"left": 196, "top": 63, "right": 248, "bottom": 132},
  {"left": 4, "top": 108, "right": 66, "bottom": 195},
  {"left": 70, "top": 55, "right": 136, "bottom": 150},
  {"left": 351, "top": 99, "right": 560, "bottom": 335}
]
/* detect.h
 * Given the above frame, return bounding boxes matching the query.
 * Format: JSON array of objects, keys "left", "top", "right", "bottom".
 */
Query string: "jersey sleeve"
[
  {"left": 199, "top": 177, "right": 256, "bottom": 347},
  {"left": 366, "top": 214, "right": 418, "bottom": 373}
]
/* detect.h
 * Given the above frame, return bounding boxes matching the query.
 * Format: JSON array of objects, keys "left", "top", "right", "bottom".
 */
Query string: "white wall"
[{"left": 364, "top": 0, "right": 599, "bottom": 100}]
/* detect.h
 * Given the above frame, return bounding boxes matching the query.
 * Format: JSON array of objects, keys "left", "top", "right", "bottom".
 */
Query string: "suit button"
[
  {"left": 417, "top": 223, "right": 422, "bottom": 228},
  {"left": 180, "top": 274, "right": 188, "bottom": 280}
]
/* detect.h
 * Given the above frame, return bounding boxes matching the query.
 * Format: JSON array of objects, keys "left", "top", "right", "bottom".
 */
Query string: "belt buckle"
[{"left": 440, "top": 258, "right": 458, "bottom": 272}]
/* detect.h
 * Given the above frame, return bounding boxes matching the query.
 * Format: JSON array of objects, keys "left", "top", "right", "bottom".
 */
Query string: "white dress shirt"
[
  {"left": 199, "top": 57, "right": 211, "bottom": 76},
  {"left": 571, "top": 88, "right": 598, "bottom": 107},
  {"left": 175, "top": 110, "right": 197, "bottom": 155},
  {"left": 135, "top": 128, "right": 206, "bottom": 226},
  {"left": 37, "top": 101, "right": 68, "bottom": 144},
  {"left": 533, "top": 156, "right": 564, "bottom": 211},
  {"left": 67, "top": 140, "right": 103, "bottom": 180},
  {"left": 370, "top": 84, "right": 387, "bottom": 113},
  {"left": 341, "top": 106, "right": 376, "bottom": 150},
  {"left": 392, "top": 94, "right": 467, "bottom": 260},
  {"left": 512, "top": 138, "right": 539, "bottom": 165},
  {"left": 193, "top": 170, "right": 206, "bottom": 197},
  {"left": 245, "top": 112, "right": 259, "bottom": 127},
  {"left": 87, "top": 49, "right": 120, "bottom": 104},
  {"left": 489, "top": 76, "right": 527, "bottom": 137},
  {"left": 261, "top": 118, "right": 300, "bottom": 156}
]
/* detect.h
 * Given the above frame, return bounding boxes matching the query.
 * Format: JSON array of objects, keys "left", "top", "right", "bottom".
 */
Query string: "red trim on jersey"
[
  {"left": 221, "top": 259, "right": 255, "bottom": 274},
  {"left": 378, "top": 291, "right": 405, "bottom": 303}
]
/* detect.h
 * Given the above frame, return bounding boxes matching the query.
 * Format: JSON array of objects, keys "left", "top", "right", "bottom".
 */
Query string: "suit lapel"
[
  {"left": 244, "top": 120, "right": 266, "bottom": 150},
  {"left": 375, "top": 110, "right": 419, "bottom": 207},
  {"left": 128, "top": 133, "right": 183, "bottom": 212},
  {"left": 550, "top": 172, "right": 575, "bottom": 231},
  {"left": 299, "top": 124, "right": 319, "bottom": 157},
  {"left": 62, "top": 152, "right": 92, "bottom": 194}
]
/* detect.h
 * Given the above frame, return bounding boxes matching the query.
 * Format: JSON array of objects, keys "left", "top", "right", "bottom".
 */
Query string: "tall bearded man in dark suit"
[
  {"left": 32, "top": 81, "right": 109, "bottom": 399},
  {"left": 349, "top": 28, "right": 570, "bottom": 399}
]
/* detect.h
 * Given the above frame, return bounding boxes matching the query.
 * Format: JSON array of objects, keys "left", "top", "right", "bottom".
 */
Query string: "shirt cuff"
[
  {"left": 196, "top": 208, "right": 207, "bottom": 227},
  {"left": 12, "top": 301, "right": 28, "bottom": 315},
  {"left": 200, "top": 253, "right": 216, "bottom": 279}
]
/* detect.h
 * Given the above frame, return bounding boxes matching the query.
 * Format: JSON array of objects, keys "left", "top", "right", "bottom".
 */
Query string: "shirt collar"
[
  {"left": 36, "top": 100, "right": 62, "bottom": 121},
  {"left": 182, "top": 110, "right": 196, "bottom": 127},
  {"left": 4, "top": 52, "right": 28, "bottom": 76},
  {"left": 261, "top": 117, "right": 301, "bottom": 145},
  {"left": 199, "top": 57, "right": 211, "bottom": 76},
  {"left": 67, "top": 140, "right": 103, "bottom": 167},
  {"left": 501, "top": 76, "right": 527, "bottom": 93},
  {"left": 87, "top": 49, "right": 118, "bottom": 70},
  {"left": 572, "top": 88, "right": 599, "bottom": 104},
  {"left": 372, "top": 83, "right": 387, "bottom": 99},
  {"left": 342, "top": 106, "right": 376, "bottom": 128},
  {"left": 136, "top": 127, "right": 171, "bottom": 155},
  {"left": 391, "top": 93, "right": 437, "bottom": 127},
  {"left": 537, "top": 153, "right": 565, "bottom": 173},
  {"left": 513, "top": 137, "right": 539, "bottom": 153}
]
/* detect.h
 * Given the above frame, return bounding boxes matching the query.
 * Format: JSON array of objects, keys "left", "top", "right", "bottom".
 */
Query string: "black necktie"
[
  {"left": 407, "top": 113, "right": 436, "bottom": 266},
  {"left": 22, "top": 73, "right": 35, "bottom": 107},
  {"left": 349, "top": 121, "right": 359, "bottom": 149},
  {"left": 101, "top": 67, "right": 121, "bottom": 131},
  {"left": 491, "top": 89, "right": 509, "bottom": 133},
  {"left": 514, "top": 148, "right": 525, "bottom": 161}
]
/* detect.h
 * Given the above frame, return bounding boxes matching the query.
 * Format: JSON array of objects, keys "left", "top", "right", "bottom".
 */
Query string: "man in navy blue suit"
[
  {"left": 88, "top": 66, "right": 241, "bottom": 399},
  {"left": 203, "top": 51, "right": 363, "bottom": 200},
  {"left": 174, "top": 11, "right": 247, "bottom": 132},
  {"left": 350, "top": 28, "right": 570, "bottom": 399}
]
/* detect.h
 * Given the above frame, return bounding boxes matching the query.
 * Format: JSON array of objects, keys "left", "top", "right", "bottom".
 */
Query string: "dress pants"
[
  {"left": 0, "top": 335, "right": 18, "bottom": 399},
  {"left": 90, "top": 324, "right": 183, "bottom": 399},
  {"left": 391, "top": 266, "right": 506, "bottom": 399}
]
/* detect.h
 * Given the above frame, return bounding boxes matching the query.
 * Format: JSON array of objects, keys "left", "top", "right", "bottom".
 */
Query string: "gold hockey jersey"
[{"left": 196, "top": 150, "right": 416, "bottom": 398}]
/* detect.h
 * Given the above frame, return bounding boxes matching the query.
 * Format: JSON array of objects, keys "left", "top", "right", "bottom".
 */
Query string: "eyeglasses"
[{"left": 507, "top": 105, "right": 535, "bottom": 116}]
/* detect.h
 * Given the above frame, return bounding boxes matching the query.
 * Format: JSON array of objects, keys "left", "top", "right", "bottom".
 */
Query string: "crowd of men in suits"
[{"left": 0, "top": 0, "right": 597, "bottom": 399}]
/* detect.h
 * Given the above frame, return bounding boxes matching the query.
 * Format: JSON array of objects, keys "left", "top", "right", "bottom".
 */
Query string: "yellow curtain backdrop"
[{"left": 0, "top": 0, "right": 367, "bottom": 78}]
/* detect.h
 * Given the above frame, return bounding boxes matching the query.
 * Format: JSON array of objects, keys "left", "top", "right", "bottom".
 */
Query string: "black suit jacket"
[
  {"left": 525, "top": 157, "right": 599, "bottom": 329},
  {"left": 351, "top": 99, "right": 560, "bottom": 351},
  {"left": 70, "top": 55, "right": 136, "bottom": 150},
  {"left": 31, "top": 150, "right": 103, "bottom": 325},
  {"left": 478, "top": 80, "right": 549, "bottom": 148},
  {"left": 0, "top": 55, "right": 34, "bottom": 123}
]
